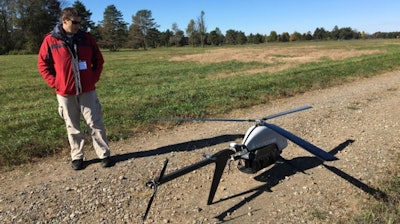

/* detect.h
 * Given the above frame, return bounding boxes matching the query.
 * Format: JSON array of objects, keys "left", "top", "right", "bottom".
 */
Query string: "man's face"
[{"left": 62, "top": 16, "right": 81, "bottom": 34}]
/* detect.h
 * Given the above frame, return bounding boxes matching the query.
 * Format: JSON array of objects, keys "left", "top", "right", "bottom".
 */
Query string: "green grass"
[{"left": 1, "top": 40, "right": 400, "bottom": 168}]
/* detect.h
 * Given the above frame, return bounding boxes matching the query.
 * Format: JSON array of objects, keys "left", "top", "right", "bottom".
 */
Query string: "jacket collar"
[{"left": 51, "top": 24, "right": 85, "bottom": 41}]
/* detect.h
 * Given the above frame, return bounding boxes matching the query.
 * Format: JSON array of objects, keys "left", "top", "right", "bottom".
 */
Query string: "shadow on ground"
[
  {"left": 84, "top": 134, "right": 243, "bottom": 168},
  {"left": 212, "top": 139, "right": 387, "bottom": 222}
]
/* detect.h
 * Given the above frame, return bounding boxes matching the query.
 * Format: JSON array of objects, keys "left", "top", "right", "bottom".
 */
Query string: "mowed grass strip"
[{"left": 1, "top": 40, "right": 400, "bottom": 168}]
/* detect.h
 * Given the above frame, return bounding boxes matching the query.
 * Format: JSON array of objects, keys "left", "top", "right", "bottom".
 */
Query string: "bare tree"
[
  {"left": 197, "top": 10, "right": 206, "bottom": 47},
  {"left": 170, "top": 22, "right": 184, "bottom": 46}
]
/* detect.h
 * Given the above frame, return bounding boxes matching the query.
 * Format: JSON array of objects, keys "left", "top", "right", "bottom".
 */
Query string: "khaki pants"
[{"left": 57, "top": 91, "right": 110, "bottom": 160}]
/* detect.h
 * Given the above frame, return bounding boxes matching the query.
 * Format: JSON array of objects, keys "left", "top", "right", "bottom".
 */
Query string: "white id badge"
[{"left": 78, "top": 61, "right": 88, "bottom": 70}]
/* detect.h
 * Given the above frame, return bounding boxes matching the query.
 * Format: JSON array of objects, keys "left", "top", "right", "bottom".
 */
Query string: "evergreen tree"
[
  {"left": 279, "top": 32, "right": 290, "bottom": 42},
  {"left": 313, "top": 27, "right": 329, "bottom": 40},
  {"left": 159, "top": 29, "right": 173, "bottom": 47},
  {"left": 248, "top": 33, "right": 265, "bottom": 44},
  {"left": 127, "top": 23, "right": 142, "bottom": 49},
  {"left": 268, "top": 31, "right": 278, "bottom": 42},
  {"left": 99, "top": 5, "right": 127, "bottom": 51},
  {"left": 224, "top": 29, "right": 236, "bottom": 45},
  {"left": 331, "top": 25, "right": 340, "bottom": 40},
  {"left": 146, "top": 28, "right": 161, "bottom": 48},
  {"left": 236, "top": 31, "right": 247, "bottom": 44},
  {"left": 208, "top": 27, "right": 224, "bottom": 46},
  {"left": 129, "top": 9, "right": 158, "bottom": 50},
  {"left": 73, "top": 0, "right": 95, "bottom": 32}
]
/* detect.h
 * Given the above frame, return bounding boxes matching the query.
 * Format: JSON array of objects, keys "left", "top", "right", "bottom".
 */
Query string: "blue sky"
[{"left": 65, "top": 0, "right": 400, "bottom": 35}]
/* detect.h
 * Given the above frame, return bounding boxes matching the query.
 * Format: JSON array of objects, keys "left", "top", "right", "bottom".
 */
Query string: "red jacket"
[{"left": 38, "top": 24, "right": 104, "bottom": 96}]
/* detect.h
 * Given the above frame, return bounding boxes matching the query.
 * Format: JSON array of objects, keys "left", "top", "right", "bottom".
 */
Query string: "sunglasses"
[{"left": 70, "top": 20, "right": 81, "bottom": 25}]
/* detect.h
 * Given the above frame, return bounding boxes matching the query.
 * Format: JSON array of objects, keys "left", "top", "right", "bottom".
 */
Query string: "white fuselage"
[{"left": 242, "top": 125, "right": 288, "bottom": 152}]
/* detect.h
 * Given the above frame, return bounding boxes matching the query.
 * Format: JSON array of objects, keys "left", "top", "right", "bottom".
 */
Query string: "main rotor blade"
[
  {"left": 262, "top": 105, "right": 312, "bottom": 121},
  {"left": 159, "top": 105, "right": 312, "bottom": 123},
  {"left": 264, "top": 123, "right": 338, "bottom": 161},
  {"left": 158, "top": 118, "right": 255, "bottom": 122}
]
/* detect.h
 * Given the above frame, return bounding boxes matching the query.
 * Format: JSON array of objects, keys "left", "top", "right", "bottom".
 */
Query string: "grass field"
[{"left": 1, "top": 40, "right": 400, "bottom": 168}]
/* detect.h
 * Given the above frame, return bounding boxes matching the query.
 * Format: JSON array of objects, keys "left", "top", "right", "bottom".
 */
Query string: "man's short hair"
[{"left": 61, "top": 7, "right": 80, "bottom": 19}]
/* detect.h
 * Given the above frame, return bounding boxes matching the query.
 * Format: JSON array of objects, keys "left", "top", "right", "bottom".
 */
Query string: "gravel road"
[{"left": 0, "top": 71, "right": 399, "bottom": 224}]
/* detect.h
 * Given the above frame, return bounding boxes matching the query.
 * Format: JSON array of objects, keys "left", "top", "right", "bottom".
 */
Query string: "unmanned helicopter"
[{"left": 143, "top": 105, "right": 338, "bottom": 220}]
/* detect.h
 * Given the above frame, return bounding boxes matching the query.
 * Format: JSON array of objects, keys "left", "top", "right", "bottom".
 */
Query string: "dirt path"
[{"left": 0, "top": 71, "right": 399, "bottom": 223}]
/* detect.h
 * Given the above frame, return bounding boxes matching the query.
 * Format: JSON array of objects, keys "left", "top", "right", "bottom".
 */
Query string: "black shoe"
[
  {"left": 101, "top": 157, "right": 112, "bottom": 168},
  {"left": 71, "top": 159, "right": 84, "bottom": 170}
]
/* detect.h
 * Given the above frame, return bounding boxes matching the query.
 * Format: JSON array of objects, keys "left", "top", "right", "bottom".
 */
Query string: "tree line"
[{"left": 1, "top": 0, "right": 399, "bottom": 55}]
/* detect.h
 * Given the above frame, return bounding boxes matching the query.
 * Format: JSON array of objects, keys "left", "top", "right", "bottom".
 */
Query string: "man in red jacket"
[{"left": 38, "top": 7, "right": 111, "bottom": 170}]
